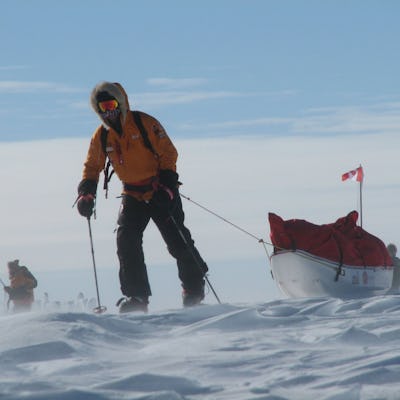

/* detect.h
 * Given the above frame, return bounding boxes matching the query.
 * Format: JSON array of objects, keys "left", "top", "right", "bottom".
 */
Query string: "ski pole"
[
  {"left": 0, "top": 278, "right": 10, "bottom": 312},
  {"left": 86, "top": 217, "right": 107, "bottom": 314},
  {"left": 168, "top": 213, "right": 221, "bottom": 304}
]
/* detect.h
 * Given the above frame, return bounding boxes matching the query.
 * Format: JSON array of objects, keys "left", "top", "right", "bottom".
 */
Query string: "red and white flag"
[{"left": 341, "top": 166, "right": 364, "bottom": 182}]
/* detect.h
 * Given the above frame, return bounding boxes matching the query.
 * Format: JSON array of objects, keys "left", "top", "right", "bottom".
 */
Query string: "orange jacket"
[
  {"left": 83, "top": 83, "right": 178, "bottom": 201},
  {"left": 8, "top": 266, "right": 37, "bottom": 303}
]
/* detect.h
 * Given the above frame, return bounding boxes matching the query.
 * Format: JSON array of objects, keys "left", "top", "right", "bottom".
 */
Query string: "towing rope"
[
  {"left": 180, "top": 193, "right": 272, "bottom": 260},
  {"left": 180, "top": 193, "right": 347, "bottom": 281}
]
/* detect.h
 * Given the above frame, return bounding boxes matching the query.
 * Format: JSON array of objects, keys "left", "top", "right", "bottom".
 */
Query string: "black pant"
[{"left": 116, "top": 191, "right": 208, "bottom": 298}]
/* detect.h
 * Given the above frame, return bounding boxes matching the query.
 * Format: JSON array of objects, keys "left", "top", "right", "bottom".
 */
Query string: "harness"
[{"left": 101, "top": 111, "right": 159, "bottom": 197}]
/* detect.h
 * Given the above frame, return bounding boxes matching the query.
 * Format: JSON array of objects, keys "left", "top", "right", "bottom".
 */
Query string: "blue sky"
[{"left": 2, "top": 1, "right": 400, "bottom": 142}]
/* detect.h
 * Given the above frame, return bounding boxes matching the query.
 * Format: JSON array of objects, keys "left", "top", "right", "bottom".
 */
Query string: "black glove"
[
  {"left": 77, "top": 179, "right": 97, "bottom": 196},
  {"left": 77, "top": 194, "right": 95, "bottom": 218},
  {"left": 76, "top": 179, "right": 97, "bottom": 218},
  {"left": 158, "top": 169, "right": 179, "bottom": 190},
  {"left": 152, "top": 186, "right": 175, "bottom": 209}
]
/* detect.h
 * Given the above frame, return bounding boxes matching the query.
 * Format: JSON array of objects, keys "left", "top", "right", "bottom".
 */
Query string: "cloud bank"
[{"left": 1, "top": 132, "right": 398, "bottom": 273}]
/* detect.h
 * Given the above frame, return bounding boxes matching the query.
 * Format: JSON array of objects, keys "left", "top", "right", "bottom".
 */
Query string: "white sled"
[{"left": 270, "top": 249, "right": 394, "bottom": 299}]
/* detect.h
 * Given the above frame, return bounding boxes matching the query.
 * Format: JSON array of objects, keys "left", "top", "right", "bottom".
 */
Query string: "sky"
[{"left": 1, "top": 1, "right": 400, "bottom": 307}]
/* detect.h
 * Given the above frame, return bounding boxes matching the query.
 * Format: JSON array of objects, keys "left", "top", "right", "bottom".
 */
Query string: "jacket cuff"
[{"left": 77, "top": 179, "right": 98, "bottom": 196}]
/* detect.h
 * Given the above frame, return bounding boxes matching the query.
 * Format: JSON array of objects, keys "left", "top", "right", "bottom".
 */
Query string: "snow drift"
[{"left": 2, "top": 298, "right": 400, "bottom": 399}]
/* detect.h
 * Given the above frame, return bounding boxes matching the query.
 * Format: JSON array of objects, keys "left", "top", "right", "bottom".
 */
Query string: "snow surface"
[{"left": 2, "top": 296, "right": 400, "bottom": 399}]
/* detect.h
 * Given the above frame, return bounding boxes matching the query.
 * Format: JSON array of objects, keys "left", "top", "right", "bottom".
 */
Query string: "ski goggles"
[{"left": 98, "top": 99, "right": 119, "bottom": 112}]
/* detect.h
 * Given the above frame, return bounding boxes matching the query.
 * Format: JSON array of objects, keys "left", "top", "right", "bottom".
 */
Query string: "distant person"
[
  {"left": 43, "top": 292, "right": 50, "bottom": 310},
  {"left": 75, "top": 81, "right": 208, "bottom": 313},
  {"left": 76, "top": 292, "right": 88, "bottom": 311},
  {"left": 387, "top": 243, "right": 400, "bottom": 292},
  {"left": 4, "top": 260, "right": 38, "bottom": 312}
]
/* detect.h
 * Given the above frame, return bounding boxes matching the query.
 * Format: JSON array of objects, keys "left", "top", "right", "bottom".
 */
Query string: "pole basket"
[{"left": 93, "top": 305, "right": 107, "bottom": 314}]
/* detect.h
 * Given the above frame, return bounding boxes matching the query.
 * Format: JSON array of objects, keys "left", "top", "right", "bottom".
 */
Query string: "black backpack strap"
[
  {"left": 100, "top": 125, "right": 108, "bottom": 155},
  {"left": 100, "top": 126, "right": 114, "bottom": 198},
  {"left": 132, "top": 111, "right": 159, "bottom": 159}
]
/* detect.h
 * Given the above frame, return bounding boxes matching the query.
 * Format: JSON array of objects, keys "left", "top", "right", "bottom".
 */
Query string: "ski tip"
[{"left": 93, "top": 305, "right": 107, "bottom": 314}]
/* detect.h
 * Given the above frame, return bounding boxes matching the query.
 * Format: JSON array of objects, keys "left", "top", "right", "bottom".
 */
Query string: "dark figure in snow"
[
  {"left": 4, "top": 260, "right": 38, "bottom": 312},
  {"left": 76, "top": 81, "right": 208, "bottom": 313},
  {"left": 387, "top": 243, "right": 400, "bottom": 292}
]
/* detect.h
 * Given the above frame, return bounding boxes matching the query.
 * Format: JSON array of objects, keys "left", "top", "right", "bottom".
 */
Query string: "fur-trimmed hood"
[{"left": 90, "top": 81, "right": 130, "bottom": 127}]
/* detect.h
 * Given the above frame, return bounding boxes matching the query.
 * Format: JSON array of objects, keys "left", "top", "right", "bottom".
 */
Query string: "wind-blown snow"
[{"left": 2, "top": 297, "right": 400, "bottom": 399}]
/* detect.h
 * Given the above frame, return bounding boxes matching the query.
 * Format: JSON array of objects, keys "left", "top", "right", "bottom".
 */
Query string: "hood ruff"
[{"left": 90, "top": 82, "right": 129, "bottom": 128}]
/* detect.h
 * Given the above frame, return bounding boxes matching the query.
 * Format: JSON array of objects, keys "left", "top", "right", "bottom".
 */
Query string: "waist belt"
[{"left": 123, "top": 179, "right": 157, "bottom": 193}]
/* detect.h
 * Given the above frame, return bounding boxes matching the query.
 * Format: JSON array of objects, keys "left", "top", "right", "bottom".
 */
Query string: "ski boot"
[
  {"left": 116, "top": 296, "right": 149, "bottom": 313},
  {"left": 182, "top": 287, "right": 205, "bottom": 307}
]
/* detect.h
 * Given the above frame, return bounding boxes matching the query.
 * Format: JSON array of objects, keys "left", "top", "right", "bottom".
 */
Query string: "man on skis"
[
  {"left": 4, "top": 260, "right": 37, "bottom": 312},
  {"left": 76, "top": 81, "right": 208, "bottom": 313}
]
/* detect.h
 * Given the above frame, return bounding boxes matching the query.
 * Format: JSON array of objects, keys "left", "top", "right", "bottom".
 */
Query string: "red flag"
[{"left": 342, "top": 166, "right": 363, "bottom": 182}]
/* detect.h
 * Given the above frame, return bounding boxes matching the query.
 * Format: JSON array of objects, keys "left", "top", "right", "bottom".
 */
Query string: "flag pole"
[
  {"left": 359, "top": 177, "right": 363, "bottom": 228},
  {"left": 341, "top": 165, "right": 364, "bottom": 228},
  {"left": 359, "top": 164, "right": 363, "bottom": 228}
]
